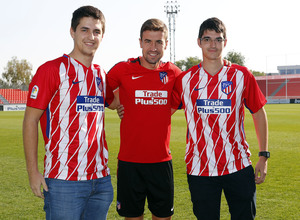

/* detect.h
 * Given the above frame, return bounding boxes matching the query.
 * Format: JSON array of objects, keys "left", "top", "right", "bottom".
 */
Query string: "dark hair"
[
  {"left": 71, "top": 5, "right": 105, "bottom": 34},
  {"left": 140, "top": 18, "right": 168, "bottom": 40},
  {"left": 198, "top": 17, "right": 226, "bottom": 39}
]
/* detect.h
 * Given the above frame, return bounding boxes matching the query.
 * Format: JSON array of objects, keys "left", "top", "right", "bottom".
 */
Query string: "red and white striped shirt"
[
  {"left": 27, "top": 54, "right": 113, "bottom": 180},
  {"left": 172, "top": 64, "right": 267, "bottom": 176}
]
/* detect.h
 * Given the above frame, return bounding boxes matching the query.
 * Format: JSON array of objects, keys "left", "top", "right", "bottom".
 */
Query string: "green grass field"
[{"left": 0, "top": 104, "right": 299, "bottom": 219}]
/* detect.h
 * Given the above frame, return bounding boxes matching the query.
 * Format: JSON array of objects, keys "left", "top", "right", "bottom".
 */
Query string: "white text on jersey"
[
  {"left": 197, "top": 99, "right": 231, "bottom": 114},
  {"left": 135, "top": 90, "right": 168, "bottom": 105},
  {"left": 76, "top": 96, "right": 104, "bottom": 112}
]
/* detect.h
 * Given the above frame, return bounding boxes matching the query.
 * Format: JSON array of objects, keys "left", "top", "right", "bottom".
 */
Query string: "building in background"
[{"left": 277, "top": 65, "right": 300, "bottom": 75}]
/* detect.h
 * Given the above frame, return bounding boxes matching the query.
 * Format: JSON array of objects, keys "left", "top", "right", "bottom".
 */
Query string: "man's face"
[
  {"left": 139, "top": 30, "right": 168, "bottom": 69},
  {"left": 198, "top": 30, "right": 227, "bottom": 61},
  {"left": 70, "top": 16, "right": 103, "bottom": 59}
]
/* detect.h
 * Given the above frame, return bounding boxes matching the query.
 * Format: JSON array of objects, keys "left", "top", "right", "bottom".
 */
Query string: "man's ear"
[
  {"left": 70, "top": 27, "right": 75, "bottom": 39},
  {"left": 197, "top": 38, "right": 202, "bottom": 48},
  {"left": 164, "top": 39, "right": 168, "bottom": 50}
]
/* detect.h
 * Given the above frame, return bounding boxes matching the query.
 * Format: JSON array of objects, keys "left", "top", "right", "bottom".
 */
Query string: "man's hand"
[
  {"left": 255, "top": 157, "right": 268, "bottom": 184},
  {"left": 117, "top": 104, "right": 124, "bottom": 119},
  {"left": 223, "top": 59, "right": 232, "bottom": 66},
  {"left": 28, "top": 171, "right": 48, "bottom": 199}
]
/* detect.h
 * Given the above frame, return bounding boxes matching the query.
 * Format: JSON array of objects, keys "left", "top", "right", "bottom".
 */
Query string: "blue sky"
[{"left": 1, "top": 0, "right": 299, "bottom": 76}]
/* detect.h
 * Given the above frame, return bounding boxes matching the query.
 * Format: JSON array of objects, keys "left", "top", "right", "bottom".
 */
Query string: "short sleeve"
[
  {"left": 27, "top": 62, "right": 60, "bottom": 110},
  {"left": 171, "top": 73, "right": 184, "bottom": 109},
  {"left": 244, "top": 70, "right": 267, "bottom": 113},
  {"left": 105, "top": 73, "right": 115, "bottom": 106},
  {"left": 107, "top": 63, "right": 122, "bottom": 91}
]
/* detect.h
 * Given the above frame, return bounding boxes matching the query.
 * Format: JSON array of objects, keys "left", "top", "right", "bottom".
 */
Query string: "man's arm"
[
  {"left": 252, "top": 107, "right": 269, "bottom": 184},
  {"left": 107, "top": 89, "right": 120, "bottom": 110},
  {"left": 109, "top": 89, "right": 124, "bottom": 119},
  {"left": 23, "top": 106, "right": 48, "bottom": 198}
]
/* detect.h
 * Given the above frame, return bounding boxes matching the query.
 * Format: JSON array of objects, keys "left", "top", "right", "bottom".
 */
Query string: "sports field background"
[{"left": 0, "top": 104, "right": 299, "bottom": 219}]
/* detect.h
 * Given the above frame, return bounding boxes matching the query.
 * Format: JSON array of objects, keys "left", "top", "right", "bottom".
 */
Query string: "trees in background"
[
  {"left": 175, "top": 56, "right": 202, "bottom": 71},
  {"left": 175, "top": 51, "right": 265, "bottom": 76},
  {"left": 224, "top": 50, "right": 245, "bottom": 66},
  {"left": 1, "top": 57, "right": 32, "bottom": 90},
  {"left": 251, "top": 70, "right": 265, "bottom": 76}
]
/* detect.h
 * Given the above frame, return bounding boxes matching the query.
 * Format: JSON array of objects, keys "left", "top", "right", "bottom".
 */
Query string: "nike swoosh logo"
[
  {"left": 194, "top": 87, "right": 205, "bottom": 91},
  {"left": 72, "top": 80, "right": 83, "bottom": 84},
  {"left": 132, "top": 76, "right": 143, "bottom": 80}
]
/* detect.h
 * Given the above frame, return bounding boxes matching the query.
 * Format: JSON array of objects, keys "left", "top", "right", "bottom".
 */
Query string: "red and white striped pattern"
[
  {"left": 172, "top": 64, "right": 267, "bottom": 176},
  {"left": 27, "top": 55, "right": 110, "bottom": 181}
]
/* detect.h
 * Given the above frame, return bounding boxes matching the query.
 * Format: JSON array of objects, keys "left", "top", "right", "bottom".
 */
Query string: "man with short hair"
[
  {"left": 171, "top": 17, "right": 269, "bottom": 220},
  {"left": 107, "top": 18, "right": 182, "bottom": 220},
  {"left": 23, "top": 5, "right": 116, "bottom": 219}
]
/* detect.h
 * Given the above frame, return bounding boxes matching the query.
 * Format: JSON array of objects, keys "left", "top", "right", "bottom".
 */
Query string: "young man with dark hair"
[
  {"left": 23, "top": 5, "right": 116, "bottom": 219},
  {"left": 107, "top": 18, "right": 181, "bottom": 220},
  {"left": 171, "top": 17, "right": 269, "bottom": 220}
]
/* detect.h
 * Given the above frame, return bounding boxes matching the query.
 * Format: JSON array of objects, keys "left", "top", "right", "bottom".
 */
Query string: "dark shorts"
[
  {"left": 187, "top": 165, "right": 256, "bottom": 220},
  {"left": 116, "top": 160, "right": 174, "bottom": 218}
]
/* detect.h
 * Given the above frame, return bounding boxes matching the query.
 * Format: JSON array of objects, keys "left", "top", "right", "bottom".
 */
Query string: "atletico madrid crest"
[
  {"left": 221, "top": 81, "right": 233, "bottom": 95},
  {"left": 96, "top": 77, "right": 103, "bottom": 92},
  {"left": 159, "top": 72, "right": 168, "bottom": 84}
]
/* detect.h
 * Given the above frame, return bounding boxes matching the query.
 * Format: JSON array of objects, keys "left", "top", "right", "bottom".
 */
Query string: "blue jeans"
[{"left": 44, "top": 176, "right": 113, "bottom": 220}]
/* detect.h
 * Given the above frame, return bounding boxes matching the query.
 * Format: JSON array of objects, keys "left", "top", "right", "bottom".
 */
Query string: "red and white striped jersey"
[
  {"left": 172, "top": 63, "right": 267, "bottom": 176},
  {"left": 27, "top": 54, "right": 114, "bottom": 181},
  {"left": 107, "top": 57, "right": 182, "bottom": 163}
]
